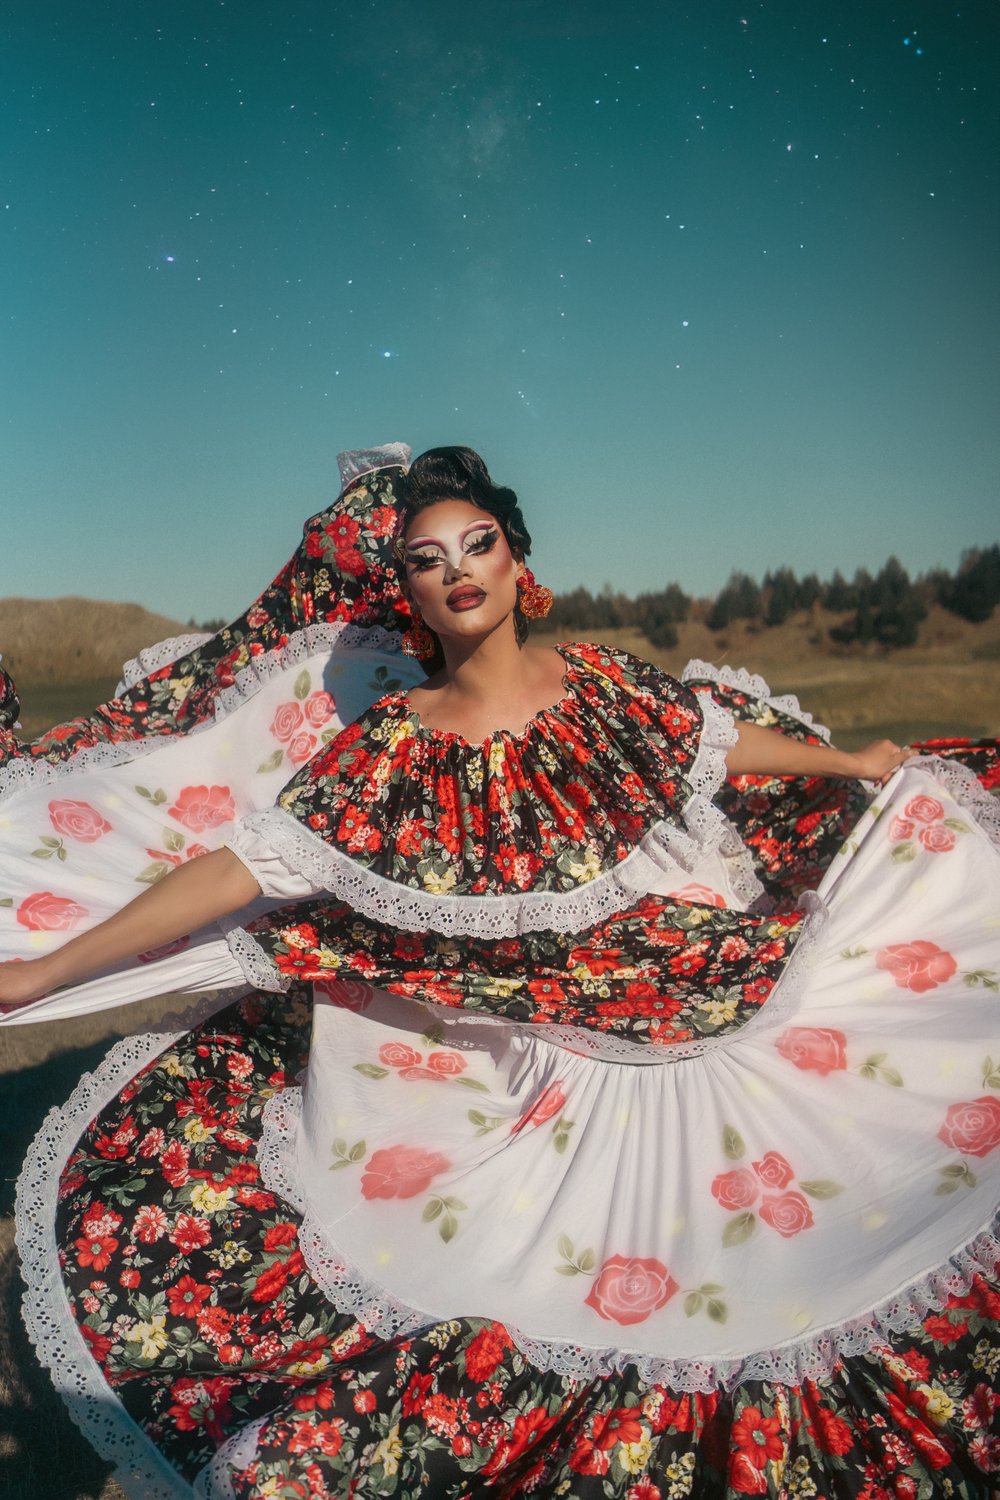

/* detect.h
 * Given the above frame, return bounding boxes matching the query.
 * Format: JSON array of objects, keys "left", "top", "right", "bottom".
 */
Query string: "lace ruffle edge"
[
  {"left": 336, "top": 443, "right": 412, "bottom": 489},
  {"left": 13, "top": 998, "right": 235, "bottom": 1500},
  {"left": 117, "top": 634, "right": 215, "bottom": 693},
  {"left": 0, "top": 620, "right": 408, "bottom": 806},
  {"left": 681, "top": 659, "right": 833, "bottom": 744},
  {"left": 258, "top": 1085, "right": 1000, "bottom": 1393},
  {"left": 912, "top": 753, "right": 1000, "bottom": 852},
  {"left": 229, "top": 694, "right": 764, "bottom": 942}
]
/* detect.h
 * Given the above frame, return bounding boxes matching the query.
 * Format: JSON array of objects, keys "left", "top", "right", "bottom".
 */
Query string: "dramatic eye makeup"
[{"left": 404, "top": 523, "right": 500, "bottom": 570}]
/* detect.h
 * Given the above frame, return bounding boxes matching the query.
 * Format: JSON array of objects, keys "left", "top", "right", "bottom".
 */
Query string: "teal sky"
[{"left": 2, "top": 0, "right": 997, "bottom": 621}]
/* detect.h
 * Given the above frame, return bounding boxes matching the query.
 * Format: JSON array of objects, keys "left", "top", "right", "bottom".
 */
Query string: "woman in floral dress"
[{"left": 1, "top": 445, "right": 998, "bottom": 1500}]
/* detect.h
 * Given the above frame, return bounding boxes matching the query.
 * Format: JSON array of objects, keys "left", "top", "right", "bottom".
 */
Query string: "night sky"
[{"left": 3, "top": 1, "right": 997, "bottom": 622}]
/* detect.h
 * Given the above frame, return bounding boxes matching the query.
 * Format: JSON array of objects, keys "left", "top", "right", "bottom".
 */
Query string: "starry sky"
[{"left": 2, "top": 0, "right": 997, "bottom": 622}]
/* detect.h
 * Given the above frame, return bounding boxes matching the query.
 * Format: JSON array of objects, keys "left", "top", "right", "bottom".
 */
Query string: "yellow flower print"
[
  {"left": 189, "top": 1183, "right": 233, "bottom": 1215},
  {"left": 126, "top": 1315, "right": 168, "bottom": 1360}
]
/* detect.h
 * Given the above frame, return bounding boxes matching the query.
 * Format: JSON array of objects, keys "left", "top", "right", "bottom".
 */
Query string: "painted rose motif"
[
  {"left": 360, "top": 1145, "right": 450, "bottom": 1200},
  {"left": 889, "top": 816, "right": 915, "bottom": 842},
  {"left": 670, "top": 884, "right": 726, "bottom": 908},
  {"left": 48, "top": 799, "right": 112, "bottom": 842},
  {"left": 287, "top": 732, "right": 318, "bottom": 766},
  {"left": 270, "top": 702, "right": 303, "bottom": 742},
  {"left": 918, "top": 823, "right": 956, "bottom": 853},
  {"left": 16, "top": 891, "right": 89, "bottom": 931},
  {"left": 303, "top": 690, "right": 336, "bottom": 728},
  {"left": 758, "top": 1191, "right": 814, "bottom": 1238},
  {"left": 426, "top": 1051, "right": 467, "bottom": 1076},
  {"left": 378, "top": 1042, "right": 423, "bottom": 1070},
  {"left": 937, "top": 1097, "right": 1000, "bottom": 1158},
  {"left": 584, "top": 1255, "right": 678, "bottom": 1326},
  {"left": 905, "top": 795, "right": 944, "bottom": 824},
  {"left": 752, "top": 1151, "right": 794, "bottom": 1190},
  {"left": 168, "top": 785, "right": 236, "bottom": 832},
  {"left": 312, "top": 978, "right": 373, "bottom": 1012},
  {"left": 875, "top": 941, "right": 957, "bottom": 993},
  {"left": 711, "top": 1168, "right": 759, "bottom": 1210},
  {"left": 774, "top": 1027, "right": 847, "bottom": 1076},
  {"left": 511, "top": 1082, "right": 568, "bottom": 1134}
]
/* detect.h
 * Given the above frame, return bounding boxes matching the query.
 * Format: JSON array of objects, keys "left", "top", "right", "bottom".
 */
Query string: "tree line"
[{"left": 545, "top": 545, "right": 1000, "bottom": 651}]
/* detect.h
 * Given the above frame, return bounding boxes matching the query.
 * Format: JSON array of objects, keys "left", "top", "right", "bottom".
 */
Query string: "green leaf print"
[
  {"left": 722, "top": 1210, "right": 756, "bottom": 1248},
  {"left": 257, "top": 749, "right": 285, "bottom": 775},
  {"left": 983, "top": 1056, "right": 1000, "bottom": 1089},
  {"left": 135, "top": 786, "right": 168, "bottom": 805},
  {"left": 330, "top": 1138, "right": 366, "bottom": 1170},
  {"left": 553, "top": 1234, "right": 597, "bottom": 1277},
  {"left": 293, "top": 669, "right": 311, "bottom": 701},
  {"left": 722, "top": 1124, "right": 745, "bottom": 1161},
  {"left": 799, "top": 1179, "right": 844, "bottom": 1199},
  {"left": 136, "top": 861, "right": 172, "bottom": 885},
  {"left": 891, "top": 843, "right": 917, "bottom": 863},
  {"left": 0, "top": 897, "right": 12, "bottom": 907},
  {"left": 935, "top": 1162, "right": 976, "bottom": 1194},
  {"left": 352, "top": 1063, "right": 390, "bottom": 1080},
  {"left": 163, "top": 828, "right": 186, "bottom": 854}
]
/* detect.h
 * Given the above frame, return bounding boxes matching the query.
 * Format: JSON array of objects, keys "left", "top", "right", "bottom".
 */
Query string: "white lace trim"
[
  {"left": 0, "top": 621, "right": 407, "bottom": 807},
  {"left": 258, "top": 1084, "right": 1000, "bottom": 1393},
  {"left": 336, "top": 443, "right": 411, "bottom": 489},
  {"left": 193, "top": 1419, "right": 263, "bottom": 1500},
  {"left": 231, "top": 693, "right": 763, "bottom": 940},
  {"left": 912, "top": 753, "right": 1000, "bottom": 852},
  {"left": 222, "top": 919, "right": 290, "bottom": 993},
  {"left": 117, "top": 634, "right": 215, "bottom": 694},
  {"left": 681, "top": 660, "right": 833, "bottom": 744},
  {"left": 13, "top": 996, "right": 234, "bottom": 1500}
]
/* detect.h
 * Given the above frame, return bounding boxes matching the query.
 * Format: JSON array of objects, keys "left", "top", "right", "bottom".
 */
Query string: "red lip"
[{"left": 446, "top": 587, "right": 486, "bottom": 609}]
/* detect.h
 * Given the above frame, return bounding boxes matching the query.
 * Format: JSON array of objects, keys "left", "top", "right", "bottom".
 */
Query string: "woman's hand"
[
  {"left": 846, "top": 739, "right": 919, "bottom": 786},
  {"left": 0, "top": 958, "right": 55, "bottom": 1013}
]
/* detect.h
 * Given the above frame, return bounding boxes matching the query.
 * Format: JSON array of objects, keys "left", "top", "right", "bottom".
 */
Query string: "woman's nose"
[{"left": 442, "top": 554, "right": 470, "bottom": 582}]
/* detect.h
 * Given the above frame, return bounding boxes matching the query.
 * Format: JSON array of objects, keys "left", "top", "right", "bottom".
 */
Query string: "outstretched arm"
[
  {"left": 0, "top": 848, "right": 260, "bottom": 1011},
  {"left": 725, "top": 721, "right": 917, "bottom": 784}
]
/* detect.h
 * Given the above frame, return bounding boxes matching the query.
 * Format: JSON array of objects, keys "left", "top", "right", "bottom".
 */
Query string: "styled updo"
[{"left": 395, "top": 447, "right": 533, "bottom": 559}]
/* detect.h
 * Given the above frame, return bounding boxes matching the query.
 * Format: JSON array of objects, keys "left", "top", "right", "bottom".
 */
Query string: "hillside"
[{"left": 2, "top": 596, "right": 998, "bottom": 746}]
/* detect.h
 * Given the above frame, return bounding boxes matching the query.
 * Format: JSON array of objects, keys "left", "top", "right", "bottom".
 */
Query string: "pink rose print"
[
  {"left": 584, "top": 1255, "right": 679, "bottom": 1326},
  {"left": 270, "top": 702, "right": 303, "bottom": 742},
  {"left": 17, "top": 891, "right": 89, "bottom": 931},
  {"left": 774, "top": 1027, "right": 847, "bottom": 1076},
  {"left": 312, "top": 978, "right": 373, "bottom": 1012},
  {"left": 511, "top": 1082, "right": 568, "bottom": 1135},
  {"left": 48, "top": 799, "right": 112, "bottom": 842},
  {"left": 904, "top": 795, "right": 944, "bottom": 824},
  {"left": 287, "top": 731, "right": 318, "bottom": 765},
  {"left": 758, "top": 1191, "right": 814, "bottom": 1238},
  {"left": 303, "top": 690, "right": 336, "bottom": 728},
  {"left": 360, "top": 1144, "right": 450, "bottom": 1200},
  {"left": 426, "top": 1051, "right": 467, "bottom": 1076},
  {"left": 670, "top": 884, "right": 726, "bottom": 908},
  {"left": 752, "top": 1151, "right": 794, "bottom": 1190},
  {"left": 378, "top": 1042, "right": 423, "bottom": 1070},
  {"left": 876, "top": 940, "right": 957, "bottom": 993},
  {"left": 168, "top": 785, "right": 236, "bottom": 832},
  {"left": 937, "top": 1097, "right": 1000, "bottom": 1158},
  {"left": 918, "top": 823, "right": 956, "bottom": 853},
  {"left": 711, "top": 1168, "right": 759, "bottom": 1210},
  {"left": 889, "top": 816, "right": 915, "bottom": 842}
]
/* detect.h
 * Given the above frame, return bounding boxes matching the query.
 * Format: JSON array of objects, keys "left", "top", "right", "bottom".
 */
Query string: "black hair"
[
  {"left": 396, "top": 447, "right": 532, "bottom": 559},
  {"left": 396, "top": 447, "right": 533, "bottom": 653}
]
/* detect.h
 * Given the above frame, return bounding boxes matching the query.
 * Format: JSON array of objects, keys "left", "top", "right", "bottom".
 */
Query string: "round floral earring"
[
  {"left": 516, "top": 568, "right": 554, "bottom": 620},
  {"left": 401, "top": 612, "right": 437, "bottom": 659}
]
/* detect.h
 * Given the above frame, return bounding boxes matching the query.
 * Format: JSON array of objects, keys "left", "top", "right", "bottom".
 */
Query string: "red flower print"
[
  {"left": 752, "top": 1151, "right": 794, "bottom": 1189},
  {"left": 811, "top": 1404, "right": 854, "bottom": 1456},
  {"left": 287, "top": 730, "right": 318, "bottom": 765},
  {"left": 378, "top": 1042, "right": 423, "bottom": 1069},
  {"left": 584, "top": 1255, "right": 678, "bottom": 1326},
  {"left": 731, "top": 1403, "right": 784, "bottom": 1470},
  {"left": 167, "top": 1276, "right": 212, "bottom": 1319},
  {"left": 262, "top": 1221, "right": 298, "bottom": 1251},
  {"left": 876, "top": 940, "right": 957, "bottom": 993},
  {"left": 81, "top": 1324, "right": 113, "bottom": 1364},
  {"left": 889, "top": 815, "right": 915, "bottom": 841},
  {"left": 303, "top": 689, "right": 336, "bottom": 727},
  {"left": 711, "top": 1169, "right": 759, "bottom": 1211},
  {"left": 426, "top": 1050, "right": 467, "bottom": 1076},
  {"left": 48, "top": 799, "right": 112, "bottom": 841},
  {"left": 160, "top": 1141, "right": 191, "bottom": 1188},
  {"left": 17, "top": 891, "right": 89, "bottom": 931},
  {"left": 168, "top": 785, "right": 235, "bottom": 832},
  {"left": 169, "top": 1214, "right": 211, "bottom": 1252},
  {"left": 464, "top": 1322, "right": 514, "bottom": 1381},
  {"left": 759, "top": 1191, "right": 814, "bottom": 1238},
  {"left": 626, "top": 1481, "right": 662, "bottom": 1500},
  {"left": 353, "top": 1389, "right": 377, "bottom": 1414},
  {"left": 937, "top": 1096, "right": 1000, "bottom": 1157},
  {"left": 671, "top": 883, "right": 726, "bottom": 907},
  {"left": 720, "top": 935, "right": 750, "bottom": 962},
  {"left": 360, "top": 1144, "right": 450, "bottom": 1200},
  {"left": 775, "top": 1027, "right": 847, "bottom": 1075},
  {"left": 402, "top": 1371, "right": 434, "bottom": 1414},
  {"left": 904, "top": 794, "right": 944, "bottom": 823},
  {"left": 511, "top": 1082, "right": 567, "bottom": 1134},
  {"left": 918, "top": 823, "right": 956, "bottom": 853},
  {"left": 728, "top": 1449, "right": 769, "bottom": 1493},
  {"left": 270, "top": 704, "right": 304, "bottom": 745},
  {"left": 75, "top": 1231, "right": 118, "bottom": 1271},
  {"left": 591, "top": 1407, "right": 646, "bottom": 1450},
  {"left": 134, "top": 1205, "right": 168, "bottom": 1243},
  {"left": 324, "top": 514, "right": 366, "bottom": 575}
]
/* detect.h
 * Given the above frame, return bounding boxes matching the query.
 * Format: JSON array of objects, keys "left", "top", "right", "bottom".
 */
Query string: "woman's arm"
[
  {"left": 0, "top": 847, "right": 260, "bottom": 1010},
  {"left": 725, "top": 720, "right": 917, "bottom": 784}
]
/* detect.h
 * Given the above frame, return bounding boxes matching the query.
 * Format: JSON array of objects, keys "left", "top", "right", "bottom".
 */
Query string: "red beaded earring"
[
  {"left": 401, "top": 613, "right": 437, "bottom": 660},
  {"left": 516, "top": 568, "right": 554, "bottom": 620}
]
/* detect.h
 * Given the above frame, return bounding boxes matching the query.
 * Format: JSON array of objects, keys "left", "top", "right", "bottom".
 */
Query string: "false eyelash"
[
  {"left": 466, "top": 528, "right": 499, "bottom": 554},
  {"left": 407, "top": 551, "right": 444, "bottom": 570}
]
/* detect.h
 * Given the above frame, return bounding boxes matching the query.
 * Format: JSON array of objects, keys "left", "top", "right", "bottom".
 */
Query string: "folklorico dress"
[{"left": 2, "top": 448, "right": 999, "bottom": 1500}]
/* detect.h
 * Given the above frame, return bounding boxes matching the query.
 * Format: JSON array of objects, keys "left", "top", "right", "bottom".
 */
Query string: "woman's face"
[{"left": 402, "top": 499, "right": 523, "bottom": 645}]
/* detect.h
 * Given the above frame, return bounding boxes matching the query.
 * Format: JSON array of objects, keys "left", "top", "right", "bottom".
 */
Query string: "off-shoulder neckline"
[{"left": 398, "top": 642, "right": 583, "bottom": 747}]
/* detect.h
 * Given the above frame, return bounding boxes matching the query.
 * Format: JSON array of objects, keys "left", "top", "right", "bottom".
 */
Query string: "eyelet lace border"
[{"left": 681, "top": 660, "right": 833, "bottom": 744}]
